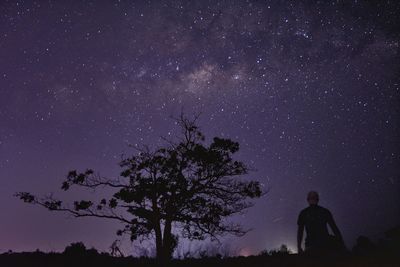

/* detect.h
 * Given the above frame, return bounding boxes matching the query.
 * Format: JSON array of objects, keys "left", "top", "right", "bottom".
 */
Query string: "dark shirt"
[{"left": 297, "top": 205, "right": 334, "bottom": 248}]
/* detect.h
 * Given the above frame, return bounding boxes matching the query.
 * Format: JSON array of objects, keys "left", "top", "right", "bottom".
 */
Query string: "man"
[{"left": 297, "top": 191, "right": 344, "bottom": 254}]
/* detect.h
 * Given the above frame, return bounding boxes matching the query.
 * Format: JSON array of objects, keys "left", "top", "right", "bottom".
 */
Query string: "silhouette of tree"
[
  {"left": 110, "top": 240, "right": 124, "bottom": 257},
  {"left": 16, "top": 114, "right": 263, "bottom": 265},
  {"left": 278, "top": 244, "right": 290, "bottom": 254},
  {"left": 259, "top": 244, "right": 291, "bottom": 257},
  {"left": 63, "top": 242, "right": 87, "bottom": 255}
]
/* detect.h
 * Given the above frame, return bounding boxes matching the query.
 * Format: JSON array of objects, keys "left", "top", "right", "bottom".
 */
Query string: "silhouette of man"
[{"left": 297, "top": 191, "right": 344, "bottom": 254}]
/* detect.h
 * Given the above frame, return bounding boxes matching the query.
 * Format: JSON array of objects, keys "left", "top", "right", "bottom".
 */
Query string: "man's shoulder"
[
  {"left": 317, "top": 205, "right": 331, "bottom": 213},
  {"left": 300, "top": 205, "right": 331, "bottom": 214},
  {"left": 315, "top": 205, "right": 333, "bottom": 218},
  {"left": 299, "top": 206, "right": 312, "bottom": 216},
  {"left": 299, "top": 207, "right": 309, "bottom": 214}
]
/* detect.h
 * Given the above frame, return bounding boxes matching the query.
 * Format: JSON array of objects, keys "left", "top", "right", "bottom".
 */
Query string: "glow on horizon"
[{"left": 238, "top": 247, "right": 252, "bottom": 257}]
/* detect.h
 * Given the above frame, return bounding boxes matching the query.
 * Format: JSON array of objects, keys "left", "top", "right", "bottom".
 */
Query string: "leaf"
[
  {"left": 16, "top": 192, "right": 35, "bottom": 203},
  {"left": 61, "top": 181, "right": 70, "bottom": 191},
  {"left": 73, "top": 200, "right": 93, "bottom": 211},
  {"left": 109, "top": 198, "right": 118, "bottom": 208}
]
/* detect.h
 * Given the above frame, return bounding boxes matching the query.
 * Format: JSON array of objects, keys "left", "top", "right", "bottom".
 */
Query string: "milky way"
[{"left": 0, "top": 0, "right": 399, "bottom": 256}]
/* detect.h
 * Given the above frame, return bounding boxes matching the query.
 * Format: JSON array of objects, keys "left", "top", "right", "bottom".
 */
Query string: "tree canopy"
[{"left": 16, "top": 115, "right": 263, "bottom": 264}]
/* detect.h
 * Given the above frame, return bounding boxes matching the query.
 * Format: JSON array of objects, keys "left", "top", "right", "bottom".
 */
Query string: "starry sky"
[{"left": 1, "top": 0, "right": 399, "bottom": 256}]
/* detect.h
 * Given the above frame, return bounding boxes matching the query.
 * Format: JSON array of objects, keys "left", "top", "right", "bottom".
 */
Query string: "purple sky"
[{"left": 1, "top": 0, "right": 399, "bottom": 256}]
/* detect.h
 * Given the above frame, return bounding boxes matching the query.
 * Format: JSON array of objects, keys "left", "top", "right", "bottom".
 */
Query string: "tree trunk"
[
  {"left": 162, "top": 219, "right": 173, "bottom": 263},
  {"left": 154, "top": 221, "right": 163, "bottom": 265},
  {"left": 151, "top": 195, "right": 164, "bottom": 266}
]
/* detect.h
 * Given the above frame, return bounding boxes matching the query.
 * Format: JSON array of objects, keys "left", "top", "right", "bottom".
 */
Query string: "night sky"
[{"left": 1, "top": 0, "right": 399, "bottom": 256}]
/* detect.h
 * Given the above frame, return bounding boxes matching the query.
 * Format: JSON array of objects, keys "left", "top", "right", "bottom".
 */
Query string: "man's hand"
[{"left": 297, "top": 246, "right": 304, "bottom": 254}]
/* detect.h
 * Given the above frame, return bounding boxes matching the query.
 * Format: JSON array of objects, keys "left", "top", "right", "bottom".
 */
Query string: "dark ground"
[{"left": 0, "top": 251, "right": 398, "bottom": 267}]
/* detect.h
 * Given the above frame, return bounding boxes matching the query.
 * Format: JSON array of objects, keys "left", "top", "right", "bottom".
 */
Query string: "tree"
[
  {"left": 63, "top": 242, "right": 99, "bottom": 257},
  {"left": 258, "top": 244, "right": 291, "bottom": 257},
  {"left": 16, "top": 115, "right": 263, "bottom": 265}
]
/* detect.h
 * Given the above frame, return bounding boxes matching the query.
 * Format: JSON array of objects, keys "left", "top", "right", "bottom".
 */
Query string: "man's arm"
[
  {"left": 297, "top": 211, "right": 304, "bottom": 253},
  {"left": 297, "top": 224, "right": 304, "bottom": 253},
  {"left": 327, "top": 211, "right": 344, "bottom": 244}
]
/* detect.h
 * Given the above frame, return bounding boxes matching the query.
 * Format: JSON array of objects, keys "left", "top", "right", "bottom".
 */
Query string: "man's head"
[{"left": 307, "top": 191, "right": 319, "bottom": 206}]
